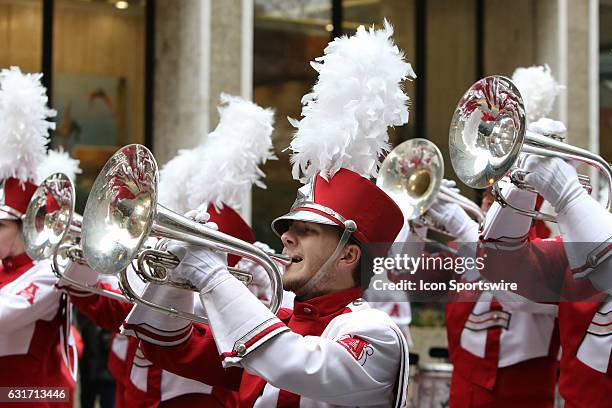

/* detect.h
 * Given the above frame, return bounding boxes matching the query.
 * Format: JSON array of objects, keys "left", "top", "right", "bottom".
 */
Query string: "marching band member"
[
  {"left": 390, "top": 66, "right": 564, "bottom": 408},
  {"left": 122, "top": 21, "right": 412, "bottom": 407},
  {"left": 444, "top": 65, "right": 565, "bottom": 408},
  {"left": 0, "top": 67, "right": 78, "bottom": 407},
  {"left": 59, "top": 94, "right": 276, "bottom": 407},
  {"left": 476, "top": 114, "right": 612, "bottom": 407},
  {"left": 423, "top": 179, "right": 561, "bottom": 408}
]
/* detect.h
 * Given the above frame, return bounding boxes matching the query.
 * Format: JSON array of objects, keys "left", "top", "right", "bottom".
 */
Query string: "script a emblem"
[{"left": 336, "top": 334, "right": 374, "bottom": 366}]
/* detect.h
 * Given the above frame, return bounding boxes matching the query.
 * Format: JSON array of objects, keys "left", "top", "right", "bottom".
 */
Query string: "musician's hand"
[
  {"left": 527, "top": 117, "right": 567, "bottom": 136},
  {"left": 166, "top": 241, "right": 229, "bottom": 293},
  {"left": 428, "top": 201, "right": 479, "bottom": 242},
  {"left": 523, "top": 156, "right": 584, "bottom": 214},
  {"left": 440, "top": 178, "right": 460, "bottom": 194},
  {"left": 184, "top": 208, "right": 219, "bottom": 230}
]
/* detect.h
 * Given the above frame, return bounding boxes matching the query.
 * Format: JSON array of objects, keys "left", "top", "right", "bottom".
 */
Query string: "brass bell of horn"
[
  {"left": 81, "top": 144, "right": 284, "bottom": 323},
  {"left": 23, "top": 173, "right": 127, "bottom": 303},
  {"left": 449, "top": 75, "right": 611, "bottom": 221}
]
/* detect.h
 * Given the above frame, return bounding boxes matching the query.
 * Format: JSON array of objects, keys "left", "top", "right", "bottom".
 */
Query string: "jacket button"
[
  {"left": 303, "top": 307, "right": 312, "bottom": 314},
  {"left": 235, "top": 344, "right": 247, "bottom": 356}
]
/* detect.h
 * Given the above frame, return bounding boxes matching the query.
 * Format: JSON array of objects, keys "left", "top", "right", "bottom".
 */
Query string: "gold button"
[{"left": 303, "top": 307, "right": 312, "bottom": 314}]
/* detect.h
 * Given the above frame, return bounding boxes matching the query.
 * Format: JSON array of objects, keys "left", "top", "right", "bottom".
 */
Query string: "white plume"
[
  {"left": 159, "top": 94, "right": 276, "bottom": 214},
  {"left": 35, "top": 147, "right": 82, "bottom": 184},
  {"left": 511, "top": 65, "right": 563, "bottom": 123},
  {"left": 0, "top": 66, "right": 56, "bottom": 182},
  {"left": 288, "top": 20, "right": 415, "bottom": 182},
  {"left": 158, "top": 147, "right": 203, "bottom": 214}
]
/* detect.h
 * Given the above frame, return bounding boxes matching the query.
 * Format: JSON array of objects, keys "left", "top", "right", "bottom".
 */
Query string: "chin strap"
[{"left": 294, "top": 220, "right": 357, "bottom": 298}]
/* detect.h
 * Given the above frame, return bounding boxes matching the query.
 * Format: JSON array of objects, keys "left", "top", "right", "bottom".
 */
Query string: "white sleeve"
[
  {"left": 243, "top": 311, "right": 403, "bottom": 406},
  {"left": 200, "top": 277, "right": 405, "bottom": 406},
  {"left": 121, "top": 283, "right": 195, "bottom": 346},
  {"left": 481, "top": 182, "right": 537, "bottom": 242},
  {"left": 0, "top": 263, "right": 61, "bottom": 332},
  {"left": 557, "top": 193, "right": 612, "bottom": 286},
  {"left": 234, "top": 258, "right": 272, "bottom": 304}
]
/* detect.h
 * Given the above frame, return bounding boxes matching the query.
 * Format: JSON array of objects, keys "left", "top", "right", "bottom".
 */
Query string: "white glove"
[
  {"left": 428, "top": 185, "right": 479, "bottom": 242},
  {"left": 528, "top": 118, "right": 567, "bottom": 136},
  {"left": 428, "top": 201, "right": 479, "bottom": 242},
  {"left": 252, "top": 241, "right": 275, "bottom": 255},
  {"left": 159, "top": 208, "right": 228, "bottom": 292},
  {"left": 167, "top": 242, "right": 230, "bottom": 293},
  {"left": 523, "top": 156, "right": 585, "bottom": 215},
  {"left": 184, "top": 208, "right": 218, "bottom": 230},
  {"left": 440, "top": 178, "right": 460, "bottom": 194}
]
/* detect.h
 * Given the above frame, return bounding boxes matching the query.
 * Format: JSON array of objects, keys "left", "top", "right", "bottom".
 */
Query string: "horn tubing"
[{"left": 154, "top": 204, "right": 283, "bottom": 315}]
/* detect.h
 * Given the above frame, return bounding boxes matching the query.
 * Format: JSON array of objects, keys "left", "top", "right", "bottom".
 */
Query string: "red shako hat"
[
  {"left": 272, "top": 169, "right": 403, "bottom": 245},
  {"left": 271, "top": 20, "right": 415, "bottom": 245}
]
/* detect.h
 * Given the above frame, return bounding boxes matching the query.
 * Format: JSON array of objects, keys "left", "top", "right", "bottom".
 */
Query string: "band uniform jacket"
[
  {"left": 124, "top": 282, "right": 409, "bottom": 408},
  {"left": 446, "top": 291, "right": 560, "bottom": 408},
  {"left": 480, "top": 235, "right": 612, "bottom": 408},
  {"left": 60, "top": 262, "right": 237, "bottom": 407},
  {"left": 0, "top": 253, "right": 76, "bottom": 408}
]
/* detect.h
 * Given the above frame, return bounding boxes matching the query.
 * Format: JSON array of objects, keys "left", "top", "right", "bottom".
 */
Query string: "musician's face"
[
  {"left": 280, "top": 221, "right": 340, "bottom": 294},
  {"left": 0, "top": 220, "right": 24, "bottom": 260}
]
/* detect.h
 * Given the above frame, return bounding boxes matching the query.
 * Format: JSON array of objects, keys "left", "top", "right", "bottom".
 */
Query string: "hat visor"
[{"left": 271, "top": 209, "right": 338, "bottom": 237}]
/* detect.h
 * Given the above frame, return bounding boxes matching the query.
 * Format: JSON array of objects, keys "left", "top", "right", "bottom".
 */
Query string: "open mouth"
[{"left": 291, "top": 255, "right": 303, "bottom": 264}]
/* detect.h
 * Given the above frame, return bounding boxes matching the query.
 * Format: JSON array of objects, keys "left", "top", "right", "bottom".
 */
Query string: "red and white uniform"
[
  {"left": 478, "top": 184, "right": 612, "bottom": 408},
  {"left": 0, "top": 253, "right": 76, "bottom": 408},
  {"left": 446, "top": 291, "right": 559, "bottom": 407},
  {"left": 409, "top": 252, "right": 560, "bottom": 406},
  {"left": 446, "top": 210, "right": 560, "bottom": 407},
  {"left": 481, "top": 239, "right": 612, "bottom": 408},
  {"left": 124, "top": 285, "right": 408, "bottom": 408},
  {"left": 61, "top": 264, "right": 237, "bottom": 408}
]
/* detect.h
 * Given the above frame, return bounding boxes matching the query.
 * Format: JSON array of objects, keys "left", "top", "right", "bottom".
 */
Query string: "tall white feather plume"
[
  {"left": 158, "top": 94, "right": 276, "bottom": 214},
  {"left": 288, "top": 20, "right": 415, "bottom": 183},
  {"left": 158, "top": 147, "right": 202, "bottom": 214},
  {"left": 0, "top": 66, "right": 56, "bottom": 182},
  {"left": 511, "top": 65, "right": 563, "bottom": 123},
  {"left": 35, "top": 148, "right": 82, "bottom": 184},
  {"left": 187, "top": 94, "right": 276, "bottom": 211}
]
